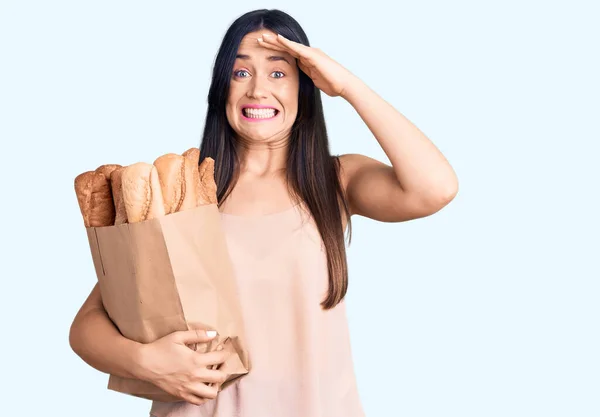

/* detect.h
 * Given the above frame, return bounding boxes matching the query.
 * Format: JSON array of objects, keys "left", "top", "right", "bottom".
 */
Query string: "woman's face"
[{"left": 226, "top": 30, "right": 300, "bottom": 145}]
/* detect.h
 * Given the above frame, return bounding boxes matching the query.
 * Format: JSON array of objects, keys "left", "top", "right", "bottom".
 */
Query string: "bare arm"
[
  {"left": 338, "top": 73, "right": 458, "bottom": 223},
  {"left": 69, "top": 283, "right": 145, "bottom": 380},
  {"left": 69, "top": 283, "right": 233, "bottom": 405}
]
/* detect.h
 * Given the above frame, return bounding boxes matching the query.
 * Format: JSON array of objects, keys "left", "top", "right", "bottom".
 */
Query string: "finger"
[
  {"left": 188, "top": 382, "right": 220, "bottom": 400},
  {"left": 178, "top": 329, "right": 217, "bottom": 345},
  {"left": 195, "top": 349, "right": 231, "bottom": 367},
  {"left": 275, "top": 34, "right": 309, "bottom": 56},
  {"left": 180, "top": 392, "right": 209, "bottom": 406},
  {"left": 194, "top": 368, "right": 228, "bottom": 385},
  {"left": 256, "top": 37, "right": 287, "bottom": 53},
  {"left": 259, "top": 34, "right": 302, "bottom": 58},
  {"left": 257, "top": 33, "right": 281, "bottom": 44}
]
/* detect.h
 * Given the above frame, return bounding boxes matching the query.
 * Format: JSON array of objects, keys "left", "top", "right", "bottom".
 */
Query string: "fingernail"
[
  {"left": 206, "top": 330, "right": 217, "bottom": 338},
  {"left": 217, "top": 345, "right": 223, "bottom": 351}
]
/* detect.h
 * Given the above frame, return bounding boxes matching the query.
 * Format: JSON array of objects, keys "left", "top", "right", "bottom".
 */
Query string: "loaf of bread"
[
  {"left": 153, "top": 153, "right": 198, "bottom": 214},
  {"left": 91, "top": 164, "right": 122, "bottom": 226},
  {"left": 74, "top": 172, "right": 94, "bottom": 227},
  {"left": 198, "top": 157, "right": 218, "bottom": 205},
  {"left": 109, "top": 167, "right": 128, "bottom": 225},
  {"left": 74, "top": 164, "right": 122, "bottom": 227},
  {"left": 182, "top": 148, "right": 202, "bottom": 207},
  {"left": 121, "top": 162, "right": 166, "bottom": 223},
  {"left": 181, "top": 151, "right": 199, "bottom": 212}
]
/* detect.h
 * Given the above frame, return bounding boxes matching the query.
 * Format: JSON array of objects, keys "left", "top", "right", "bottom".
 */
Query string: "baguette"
[
  {"left": 198, "top": 157, "right": 218, "bottom": 205},
  {"left": 153, "top": 153, "right": 185, "bottom": 214},
  {"left": 109, "top": 167, "right": 128, "bottom": 225},
  {"left": 74, "top": 171, "right": 95, "bottom": 227},
  {"left": 121, "top": 162, "right": 165, "bottom": 222},
  {"left": 90, "top": 164, "right": 121, "bottom": 226},
  {"left": 95, "top": 164, "right": 122, "bottom": 181},
  {"left": 182, "top": 148, "right": 202, "bottom": 207},
  {"left": 180, "top": 150, "right": 199, "bottom": 211},
  {"left": 74, "top": 164, "right": 121, "bottom": 227},
  {"left": 153, "top": 152, "right": 197, "bottom": 214}
]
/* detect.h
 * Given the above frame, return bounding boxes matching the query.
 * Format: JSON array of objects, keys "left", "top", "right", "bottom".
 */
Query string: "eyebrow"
[{"left": 236, "top": 54, "right": 292, "bottom": 66}]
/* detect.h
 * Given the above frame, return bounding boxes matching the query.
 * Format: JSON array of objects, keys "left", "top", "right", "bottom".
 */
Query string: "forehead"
[{"left": 235, "top": 30, "right": 295, "bottom": 65}]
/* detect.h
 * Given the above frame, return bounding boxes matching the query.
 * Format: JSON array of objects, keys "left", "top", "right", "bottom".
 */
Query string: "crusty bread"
[
  {"left": 180, "top": 149, "right": 199, "bottom": 211},
  {"left": 198, "top": 157, "right": 218, "bottom": 205},
  {"left": 177, "top": 154, "right": 198, "bottom": 211},
  {"left": 153, "top": 153, "right": 185, "bottom": 214},
  {"left": 91, "top": 164, "right": 121, "bottom": 227},
  {"left": 74, "top": 171, "right": 95, "bottom": 227},
  {"left": 109, "top": 167, "right": 128, "bottom": 225},
  {"left": 182, "top": 148, "right": 202, "bottom": 207},
  {"left": 121, "top": 162, "right": 166, "bottom": 223},
  {"left": 74, "top": 164, "right": 121, "bottom": 227},
  {"left": 154, "top": 152, "right": 198, "bottom": 214},
  {"left": 182, "top": 147, "right": 200, "bottom": 164},
  {"left": 74, "top": 152, "right": 215, "bottom": 228},
  {"left": 95, "top": 164, "right": 121, "bottom": 181}
]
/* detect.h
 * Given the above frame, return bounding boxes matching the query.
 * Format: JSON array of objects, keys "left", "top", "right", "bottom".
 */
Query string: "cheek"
[
  {"left": 225, "top": 97, "right": 239, "bottom": 119},
  {"left": 280, "top": 83, "right": 298, "bottom": 99},
  {"left": 224, "top": 106, "right": 234, "bottom": 124},
  {"left": 276, "top": 85, "right": 299, "bottom": 114},
  {"left": 226, "top": 88, "right": 242, "bottom": 115}
]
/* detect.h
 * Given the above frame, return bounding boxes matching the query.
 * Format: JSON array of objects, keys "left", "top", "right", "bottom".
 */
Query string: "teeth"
[{"left": 243, "top": 108, "right": 277, "bottom": 118}]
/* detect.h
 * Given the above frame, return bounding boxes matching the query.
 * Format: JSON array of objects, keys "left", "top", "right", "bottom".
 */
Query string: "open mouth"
[{"left": 241, "top": 107, "right": 280, "bottom": 121}]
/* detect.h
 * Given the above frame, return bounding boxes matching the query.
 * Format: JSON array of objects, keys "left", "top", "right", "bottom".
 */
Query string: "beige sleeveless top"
[{"left": 149, "top": 201, "right": 365, "bottom": 417}]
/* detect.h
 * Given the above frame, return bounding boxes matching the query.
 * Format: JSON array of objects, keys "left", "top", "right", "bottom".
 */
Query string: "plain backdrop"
[{"left": 1, "top": 1, "right": 598, "bottom": 416}]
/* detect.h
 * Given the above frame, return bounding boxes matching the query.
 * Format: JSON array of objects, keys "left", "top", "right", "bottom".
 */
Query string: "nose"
[{"left": 246, "top": 75, "right": 269, "bottom": 99}]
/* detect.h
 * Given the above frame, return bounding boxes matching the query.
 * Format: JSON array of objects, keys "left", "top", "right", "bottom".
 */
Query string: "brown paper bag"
[{"left": 85, "top": 202, "right": 250, "bottom": 402}]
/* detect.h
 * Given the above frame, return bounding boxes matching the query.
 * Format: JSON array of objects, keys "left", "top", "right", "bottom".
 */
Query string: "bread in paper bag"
[{"left": 80, "top": 151, "right": 250, "bottom": 402}]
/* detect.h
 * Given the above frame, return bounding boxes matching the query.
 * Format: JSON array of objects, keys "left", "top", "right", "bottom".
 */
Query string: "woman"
[{"left": 69, "top": 8, "right": 458, "bottom": 417}]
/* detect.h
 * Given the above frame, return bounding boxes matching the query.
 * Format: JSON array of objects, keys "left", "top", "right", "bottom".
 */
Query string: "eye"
[
  {"left": 272, "top": 71, "right": 285, "bottom": 79},
  {"left": 233, "top": 69, "right": 250, "bottom": 78}
]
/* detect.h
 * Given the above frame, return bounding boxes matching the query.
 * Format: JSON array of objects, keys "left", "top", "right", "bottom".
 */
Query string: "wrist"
[
  {"left": 130, "top": 342, "right": 152, "bottom": 382},
  {"left": 340, "top": 74, "right": 369, "bottom": 103}
]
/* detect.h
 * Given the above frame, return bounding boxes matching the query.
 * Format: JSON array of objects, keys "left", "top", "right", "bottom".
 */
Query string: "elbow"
[
  {"left": 69, "top": 321, "right": 80, "bottom": 355},
  {"left": 436, "top": 175, "right": 459, "bottom": 204},
  {"left": 442, "top": 182, "right": 458, "bottom": 203},
  {"left": 69, "top": 317, "right": 85, "bottom": 357},
  {"left": 446, "top": 171, "right": 459, "bottom": 199},
  {"left": 424, "top": 181, "right": 458, "bottom": 212}
]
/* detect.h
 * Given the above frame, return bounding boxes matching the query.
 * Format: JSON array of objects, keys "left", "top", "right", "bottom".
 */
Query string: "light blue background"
[{"left": 1, "top": 1, "right": 598, "bottom": 416}]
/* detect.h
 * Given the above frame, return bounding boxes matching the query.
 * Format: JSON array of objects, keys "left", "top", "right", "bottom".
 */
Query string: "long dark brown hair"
[{"left": 199, "top": 9, "right": 353, "bottom": 310}]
